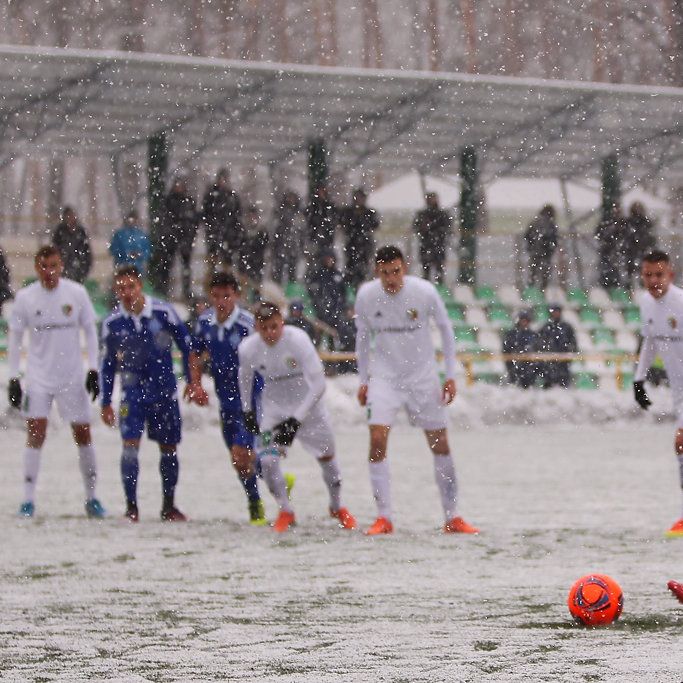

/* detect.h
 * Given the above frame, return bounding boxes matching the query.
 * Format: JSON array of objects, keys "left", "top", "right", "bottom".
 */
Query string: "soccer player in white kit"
[
  {"left": 355, "top": 245, "right": 478, "bottom": 535},
  {"left": 7, "top": 245, "right": 104, "bottom": 518},
  {"left": 632, "top": 250, "right": 683, "bottom": 537},
  {"left": 237, "top": 302, "right": 356, "bottom": 533}
]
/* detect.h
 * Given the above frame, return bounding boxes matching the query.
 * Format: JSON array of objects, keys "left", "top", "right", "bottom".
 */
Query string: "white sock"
[
  {"left": 433, "top": 453, "right": 458, "bottom": 521},
  {"left": 369, "top": 459, "right": 391, "bottom": 519},
  {"left": 78, "top": 444, "right": 97, "bottom": 500},
  {"left": 260, "top": 454, "right": 293, "bottom": 513},
  {"left": 23, "top": 447, "right": 41, "bottom": 503},
  {"left": 678, "top": 454, "right": 683, "bottom": 518},
  {"left": 318, "top": 457, "right": 342, "bottom": 511}
]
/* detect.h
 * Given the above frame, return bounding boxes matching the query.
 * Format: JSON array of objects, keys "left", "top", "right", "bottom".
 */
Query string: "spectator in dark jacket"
[
  {"left": 285, "top": 300, "right": 317, "bottom": 343},
  {"left": 595, "top": 204, "right": 628, "bottom": 289},
  {"left": 306, "top": 248, "right": 346, "bottom": 330},
  {"left": 202, "top": 168, "right": 243, "bottom": 273},
  {"left": 340, "top": 189, "right": 380, "bottom": 290},
  {"left": 537, "top": 304, "right": 578, "bottom": 388},
  {"left": 502, "top": 309, "right": 539, "bottom": 389},
  {"left": 0, "top": 245, "right": 13, "bottom": 316},
  {"left": 158, "top": 178, "right": 199, "bottom": 301},
  {"left": 525, "top": 204, "right": 559, "bottom": 290},
  {"left": 51, "top": 207, "right": 92, "bottom": 283},
  {"left": 624, "top": 202, "right": 656, "bottom": 287},
  {"left": 412, "top": 193, "right": 452, "bottom": 284},
  {"left": 305, "top": 185, "right": 338, "bottom": 265},
  {"left": 271, "top": 190, "right": 303, "bottom": 286},
  {"left": 335, "top": 303, "right": 357, "bottom": 374}
]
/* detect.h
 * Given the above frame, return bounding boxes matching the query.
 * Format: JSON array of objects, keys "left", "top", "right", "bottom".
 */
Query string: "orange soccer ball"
[{"left": 567, "top": 574, "right": 623, "bottom": 626}]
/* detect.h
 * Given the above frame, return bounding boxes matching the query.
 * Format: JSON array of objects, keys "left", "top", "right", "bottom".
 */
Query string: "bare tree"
[
  {"left": 460, "top": 0, "right": 478, "bottom": 73},
  {"left": 425, "top": 0, "right": 442, "bottom": 71}
]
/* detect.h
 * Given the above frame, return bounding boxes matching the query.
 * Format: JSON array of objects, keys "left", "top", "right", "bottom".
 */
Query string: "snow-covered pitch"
[{"left": 1, "top": 376, "right": 681, "bottom": 681}]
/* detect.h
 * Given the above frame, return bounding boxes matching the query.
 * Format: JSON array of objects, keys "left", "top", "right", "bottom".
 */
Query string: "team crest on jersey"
[
  {"left": 119, "top": 403, "right": 129, "bottom": 418},
  {"left": 286, "top": 357, "right": 298, "bottom": 369},
  {"left": 62, "top": 303, "right": 73, "bottom": 316},
  {"left": 669, "top": 316, "right": 678, "bottom": 330},
  {"left": 407, "top": 308, "right": 419, "bottom": 320}
]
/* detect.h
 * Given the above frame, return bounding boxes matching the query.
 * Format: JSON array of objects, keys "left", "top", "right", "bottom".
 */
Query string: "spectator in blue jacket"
[{"left": 109, "top": 211, "right": 151, "bottom": 275}]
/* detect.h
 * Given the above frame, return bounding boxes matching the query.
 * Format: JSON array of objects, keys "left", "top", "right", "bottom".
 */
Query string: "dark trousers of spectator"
[
  {"left": 539, "top": 362, "right": 571, "bottom": 388},
  {"left": 271, "top": 239, "right": 298, "bottom": 285},
  {"left": 528, "top": 254, "right": 552, "bottom": 289},
  {"left": 344, "top": 243, "right": 371, "bottom": 291},
  {"left": 151, "top": 239, "right": 194, "bottom": 300},
  {"left": 421, "top": 257, "right": 445, "bottom": 284}
]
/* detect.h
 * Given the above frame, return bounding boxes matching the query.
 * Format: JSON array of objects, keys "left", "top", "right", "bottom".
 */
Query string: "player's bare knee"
[
  {"left": 425, "top": 429, "right": 449, "bottom": 455},
  {"left": 26, "top": 419, "right": 47, "bottom": 448},
  {"left": 71, "top": 423, "right": 91, "bottom": 446},
  {"left": 123, "top": 439, "right": 140, "bottom": 449}
]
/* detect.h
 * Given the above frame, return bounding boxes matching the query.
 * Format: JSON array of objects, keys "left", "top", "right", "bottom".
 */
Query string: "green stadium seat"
[
  {"left": 435, "top": 284, "right": 455, "bottom": 303},
  {"left": 623, "top": 306, "right": 641, "bottom": 328},
  {"left": 487, "top": 304, "right": 512, "bottom": 329},
  {"left": 474, "top": 371, "right": 504, "bottom": 385},
  {"left": 474, "top": 284, "right": 499, "bottom": 304},
  {"left": 574, "top": 371, "right": 599, "bottom": 390},
  {"left": 84, "top": 279, "right": 102, "bottom": 297},
  {"left": 592, "top": 327, "right": 615, "bottom": 347},
  {"left": 0, "top": 317, "right": 7, "bottom": 335},
  {"left": 567, "top": 287, "right": 589, "bottom": 308},
  {"left": 446, "top": 302, "right": 465, "bottom": 323},
  {"left": 521, "top": 286, "right": 544, "bottom": 306},
  {"left": 534, "top": 305, "right": 550, "bottom": 323},
  {"left": 285, "top": 282, "right": 308, "bottom": 300},
  {"left": 453, "top": 325, "right": 477, "bottom": 344},
  {"left": 620, "top": 371, "right": 635, "bottom": 388},
  {"left": 610, "top": 288, "right": 631, "bottom": 305},
  {"left": 579, "top": 306, "right": 602, "bottom": 327}
]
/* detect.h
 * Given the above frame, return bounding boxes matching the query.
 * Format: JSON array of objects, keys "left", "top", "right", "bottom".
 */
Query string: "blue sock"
[
  {"left": 120, "top": 445, "right": 139, "bottom": 505},
  {"left": 240, "top": 473, "right": 260, "bottom": 503},
  {"left": 159, "top": 448, "right": 179, "bottom": 500}
]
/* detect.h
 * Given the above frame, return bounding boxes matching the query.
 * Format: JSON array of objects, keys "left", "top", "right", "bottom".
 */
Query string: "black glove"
[
  {"left": 273, "top": 417, "right": 301, "bottom": 447},
  {"left": 243, "top": 410, "right": 260, "bottom": 435},
  {"left": 633, "top": 381, "right": 652, "bottom": 410},
  {"left": 8, "top": 378, "right": 22, "bottom": 409},
  {"left": 85, "top": 370, "right": 100, "bottom": 402}
]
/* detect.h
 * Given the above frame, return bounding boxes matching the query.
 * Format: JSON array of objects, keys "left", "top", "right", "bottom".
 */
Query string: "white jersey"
[
  {"left": 354, "top": 275, "right": 457, "bottom": 384},
  {"left": 635, "top": 285, "right": 683, "bottom": 400},
  {"left": 8, "top": 278, "right": 99, "bottom": 392},
  {"left": 238, "top": 325, "right": 326, "bottom": 424}
]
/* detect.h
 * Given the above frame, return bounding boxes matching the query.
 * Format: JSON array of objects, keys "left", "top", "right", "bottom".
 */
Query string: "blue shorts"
[
  {"left": 220, "top": 409, "right": 254, "bottom": 450},
  {"left": 119, "top": 389, "right": 182, "bottom": 445}
]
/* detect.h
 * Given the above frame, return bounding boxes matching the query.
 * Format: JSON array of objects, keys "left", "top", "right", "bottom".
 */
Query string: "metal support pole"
[
  {"left": 459, "top": 146, "right": 478, "bottom": 284},
  {"left": 601, "top": 152, "right": 621, "bottom": 221},
  {"left": 307, "top": 137, "right": 328, "bottom": 200},
  {"left": 147, "top": 131, "right": 168, "bottom": 293}
]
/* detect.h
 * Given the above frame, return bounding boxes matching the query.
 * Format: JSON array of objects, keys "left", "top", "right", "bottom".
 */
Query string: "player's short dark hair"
[
  {"left": 254, "top": 301, "right": 282, "bottom": 322},
  {"left": 34, "top": 244, "right": 60, "bottom": 264},
  {"left": 642, "top": 250, "right": 670, "bottom": 264},
  {"left": 209, "top": 272, "right": 240, "bottom": 292},
  {"left": 114, "top": 264, "right": 142, "bottom": 281},
  {"left": 375, "top": 245, "right": 404, "bottom": 264}
]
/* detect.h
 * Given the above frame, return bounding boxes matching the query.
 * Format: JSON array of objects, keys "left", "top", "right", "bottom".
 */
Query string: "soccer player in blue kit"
[
  {"left": 185, "top": 272, "right": 267, "bottom": 525},
  {"left": 100, "top": 265, "right": 192, "bottom": 522}
]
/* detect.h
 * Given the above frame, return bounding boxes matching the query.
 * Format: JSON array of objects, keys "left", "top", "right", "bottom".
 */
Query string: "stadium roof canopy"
[{"left": 1, "top": 44, "right": 683, "bottom": 187}]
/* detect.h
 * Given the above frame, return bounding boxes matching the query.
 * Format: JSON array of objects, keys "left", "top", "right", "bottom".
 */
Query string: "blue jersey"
[
  {"left": 192, "top": 305, "right": 261, "bottom": 412},
  {"left": 100, "top": 297, "right": 191, "bottom": 407}
]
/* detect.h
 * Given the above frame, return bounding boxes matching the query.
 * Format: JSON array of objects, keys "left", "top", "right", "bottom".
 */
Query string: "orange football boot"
[
  {"left": 364, "top": 517, "right": 393, "bottom": 535},
  {"left": 668, "top": 580, "right": 683, "bottom": 603},
  {"left": 443, "top": 516, "right": 479, "bottom": 534},
  {"left": 273, "top": 510, "right": 296, "bottom": 533},
  {"left": 330, "top": 507, "right": 357, "bottom": 530},
  {"left": 665, "top": 518, "right": 683, "bottom": 538}
]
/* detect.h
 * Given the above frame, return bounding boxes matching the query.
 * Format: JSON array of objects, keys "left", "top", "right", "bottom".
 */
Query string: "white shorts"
[
  {"left": 22, "top": 383, "right": 92, "bottom": 424},
  {"left": 367, "top": 374, "right": 447, "bottom": 430},
  {"left": 259, "top": 404, "right": 335, "bottom": 459}
]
